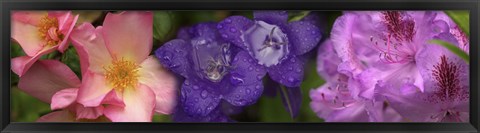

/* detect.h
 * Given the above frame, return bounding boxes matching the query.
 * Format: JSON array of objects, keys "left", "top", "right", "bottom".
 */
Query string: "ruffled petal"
[
  {"left": 286, "top": 20, "right": 321, "bottom": 55},
  {"left": 11, "top": 47, "right": 56, "bottom": 76},
  {"left": 17, "top": 60, "right": 81, "bottom": 103},
  {"left": 37, "top": 110, "right": 76, "bottom": 122},
  {"left": 102, "top": 11, "right": 152, "bottom": 63},
  {"left": 51, "top": 88, "right": 78, "bottom": 110},
  {"left": 181, "top": 78, "right": 221, "bottom": 117},
  {"left": 70, "top": 23, "right": 112, "bottom": 74},
  {"left": 138, "top": 56, "right": 178, "bottom": 114},
  {"left": 316, "top": 39, "right": 341, "bottom": 82},
  {"left": 154, "top": 39, "right": 192, "bottom": 77},
  {"left": 253, "top": 11, "right": 288, "bottom": 26},
  {"left": 75, "top": 104, "right": 104, "bottom": 120},
  {"left": 217, "top": 16, "right": 254, "bottom": 49},
  {"left": 223, "top": 51, "right": 266, "bottom": 106},
  {"left": 48, "top": 11, "right": 79, "bottom": 52},
  {"left": 267, "top": 56, "right": 305, "bottom": 87},
  {"left": 12, "top": 19, "right": 45, "bottom": 57},
  {"left": 104, "top": 84, "right": 155, "bottom": 122},
  {"left": 77, "top": 72, "right": 113, "bottom": 107}
]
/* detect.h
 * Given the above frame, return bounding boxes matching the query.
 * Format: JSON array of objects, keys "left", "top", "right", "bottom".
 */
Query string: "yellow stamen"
[
  {"left": 104, "top": 58, "right": 140, "bottom": 92},
  {"left": 38, "top": 15, "right": 63, "bottom": 47}
]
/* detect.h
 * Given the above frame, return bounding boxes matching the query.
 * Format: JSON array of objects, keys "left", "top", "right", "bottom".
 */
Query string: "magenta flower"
[
  {"left": 70, "top": 11, "right": 178, "bottom": 122},
  {"left": 16, "top": 60, "right": 105, "bottom": 122},
  {"left": 11, "top": 11, "right": 79, "bottom": 76},
  {"left": 310, "top": 40, "right": 402, "bottom": 122}
]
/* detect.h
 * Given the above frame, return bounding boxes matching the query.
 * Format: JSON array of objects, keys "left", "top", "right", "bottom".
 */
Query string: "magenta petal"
[
  {"left": 51, "top": 88, "right": 78, "bottom": 110},
  {"left": 18, "top": 60, "right": 81, "bottom": 103}
]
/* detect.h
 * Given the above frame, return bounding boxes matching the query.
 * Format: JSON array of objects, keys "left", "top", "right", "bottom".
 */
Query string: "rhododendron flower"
[
  {"left": 156, "top": 23, "right": 265, "bottom": 121},
  {"left": 376, "top": 32, "right": 469, "bottom": 122},
  {"left": 70, "top": 11, "right": 177, "bottom": 122},
  {"left": 310, "top": 40, "right": 402, "bottom": 122},
  {"left": 11, "top": 11, "right": 78, "bottom": 76},
  {"left": 218, "top": 11, "right": 322, "bottom": 87},
  {"left": 329, "top": 11, "right": 460, "bottom": 100},
  {"left": 16, "top": 60, "right": 105, "bottom": 122}
]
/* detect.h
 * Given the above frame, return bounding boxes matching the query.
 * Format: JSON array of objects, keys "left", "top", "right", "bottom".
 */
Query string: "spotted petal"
[
  {"left": 267, "top": 56, "right": 305, "bottom": 87},
  {"left": 254, "top": 11, "right": 288, "bottom": 27},
  {"left": 217, "top": 16, "right": 254, "bottom": 49},
  {"left": 181, "top": 78, "right": 221, "bottom": 117}
]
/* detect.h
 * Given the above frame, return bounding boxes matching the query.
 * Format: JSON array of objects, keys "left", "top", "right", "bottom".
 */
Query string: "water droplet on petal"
[
  {"left": 230, "top": 73, "right": 245, "bottom": 85},
  {"left": 290, "top": 58, "right": 296, "bottom": 63},
  {"left": 246, "top": 89, "right": 251, "bottom": 94},
  {"left": 288, "top": 77, "right": 295, "bottom": 83},
  {"left": 217, "top": 24, "right": 223, "bottom": 29},
  {"left": 225, "top": 18, "right": 232, "bottom": 23},
  {"left": 222, "top": 34, "right": 228, "bottom": 38},
  {"left": 255, "top": 85, "right": 262, "bottom": 89},
  {"left": 201, "top": 90, "right": 208, "bottom": 99},
  {"left": 248, "top": 67, "right": 254, "bottom": 71},
  {"left": 193, "top": 85, "right": 200, "bottom": 90},
  {"left": 230, "top": 28, "right": 237, "bottom": 32}
]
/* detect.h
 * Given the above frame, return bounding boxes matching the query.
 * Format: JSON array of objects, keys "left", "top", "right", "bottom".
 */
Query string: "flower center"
[
  {"left": 104, "top": 58, "right": 140, "bottom": 92},
  {"left": 369, "top": 11, "right": 417, "bottom": 64},
  {"left": 191, "top": 37, "right": 232, "bottom": 83},
  {"left": 242, "top": 21, "right": 289, "bottom": 67},
  {"left": 38, "top": 15, "right": 63, "bottom": 47}
]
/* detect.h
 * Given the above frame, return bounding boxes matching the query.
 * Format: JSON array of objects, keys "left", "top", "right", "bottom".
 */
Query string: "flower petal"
[
  {"left": 223, "top": 51, "right": 266, "bottom": 106},
  {"left": 51, "top": 88, "right": 78, "bottom": 110},
  {"left": 254, "top": 11, "right": 288, "bottom": 26},
  {"left": 75, "top": 104, "right": 104, "bottom": 120},
  {"left": 154, "top": 39, "right": 191, "bottom": 77},
  {"left": 267, "top": 56, "right": 305, "bottom": 87},
  {"left": 12, "top": 19, "right": 45, "bottom": 57},
  {"left": 217, "top": 16, "right": 254, "bottom": 49},
  {"left": 104, "top": 84, "right": 155, "bottom": 122},
  {"left": 181, "top": 78, "right": 221, "bottom": 117},
  {"left": 287, "top": 20, "right": 321, "bottom": 55},
  {"left": 77, "top": 72, "right": 113, "bottom": 107},
  {"left": 316, "top": 39, "right": 341, "bottom": 82},
  {"left": 172, "top": 102, "right": 230, "bottom": 122},
  {"left": 17, "top": 60, "right": 81, "bottom": 103},
  {"left": 48, "top": 11, "right": 79, "bottom": 53},
  {"left": 37, "top": 110, "right": 76, "bottom": 122},
  {"left": 70, "top": 23, "right": 112, "bottom": 74},
  {"left": 12, "top": 11, "right": 47, "bottom": 26},
  {"left": 138, "top": 56, "right": 178, "bottom": 114},
  {"left": 102, "top": 11, "right": 153, "bottom": 63}
]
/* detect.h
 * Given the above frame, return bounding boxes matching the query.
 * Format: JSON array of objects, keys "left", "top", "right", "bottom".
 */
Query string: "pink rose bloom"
[
  {"left": 11, "top": 11, "right": 79, "bottom": 76},
  {"left": 70, "top": 11, "right": 177, "bottom": 122},
  {"left": 17, "top": 60, "right": 105, "bottom": 122}
]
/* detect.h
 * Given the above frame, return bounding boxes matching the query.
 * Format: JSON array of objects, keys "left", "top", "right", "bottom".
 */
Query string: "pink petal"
[
  {"left": 48, "top": 11, "right": 79, "bottom": 53},
  {"left": 102, "top": 11, "right": 152, "bottom": 63},
  {"left": 102, "top": 89, "right": 125, "bottom": 107},
  {"left": 75, "top": 104, "right": 104, "bottom": 120},
  {"left": 51, "top": 88, "right": 78, "bottom": 110},
  {"left": 70, "top": 23, "right": 112, "bottom": 74},
  {"left": 11, "top": 46, "right": 57, "bottom": 76},
  {"left": 77, "top": 72, "right": 113, "bottom": 107},
  {"left": 17, "top": 60, "right": 81, "bottom": 103},
  {"left": 138, "top": 56, "right": 177, "bottom": 114},
  {"left": 12, "top": 11, "right": 47, "bottom": 26},
  {"left": 37, "top": 110, "right": 76, "bottom": 122},
  {"left": 12, "top": 19, "right": 45, "bottom": 57},
  {"left": 104, "top": 84, "right": 155, "bottom": 122}
]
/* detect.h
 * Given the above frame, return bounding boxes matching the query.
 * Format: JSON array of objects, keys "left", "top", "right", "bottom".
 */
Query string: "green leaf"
[
  {"left": 153, "top": 11, "right": 174, "bottom": 42},
  {"left": 429, "top": 39, "right": 469, "bottom": 64},
  {"left": 445, "top": 11, "right": 469, "bottom": 36},
  {"left": 288, "top": 11, "right": 310, "bottom": 22}
]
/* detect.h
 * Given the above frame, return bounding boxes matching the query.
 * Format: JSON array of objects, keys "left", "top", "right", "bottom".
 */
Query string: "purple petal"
[
  {"left": 181, "top": 78, "right": 221, "bottom": 117},
  {"left": 173, "top": 102, "right": 230, "bottom": 122},
  {"left": 316, "top": 39, "right": 341, "bottom": 82},
  {"left": 217, "top": 16, "right": 254, "bottom": 49},
  {"left": 279, "top": 87, "right": 302, "bottom": 118},
  {"left": 190, "top": 22, "right": 221, "bottom": 40},
  {"left": 267, "top": 56, "right": 305, "bottom": 87},
  {"left": 287, "top": 20, "right": 321, "bottom": 55},
  {"left": 254, "top": 11, "right": 288, "bottom": 26},
  {"left": 176, "top": 27, "right": 192, "bottom": 40},
  {"left": 155, "top": 39, "right": 192, "bottom": 78},
  {"left": 223, "top": 51, "right": 266, "bottom": 106}
]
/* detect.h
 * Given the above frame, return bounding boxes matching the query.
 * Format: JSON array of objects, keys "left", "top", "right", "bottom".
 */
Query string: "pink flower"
[
  {"left": 17, "top": 60, "right": 105, "bottom": 122},
  {"left": 70, "top": 11, "right": 178, "bottom": 122},
  {"left": 11, "top": 11, "right": 79, "bottom": 76}
]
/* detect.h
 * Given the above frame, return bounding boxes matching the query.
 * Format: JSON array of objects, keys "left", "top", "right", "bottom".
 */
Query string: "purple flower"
[
  {"left": 155, "top": 23, "right": 266, "bottom": 122},
  {"left": 376, "top": 32, "right": 469, "bottom": 122},
  {"left": 310, "top": 39, "right": 402, "bottom": 122},
  {"left": 217, "top": 11, "right": 322, "bottom": 87}
]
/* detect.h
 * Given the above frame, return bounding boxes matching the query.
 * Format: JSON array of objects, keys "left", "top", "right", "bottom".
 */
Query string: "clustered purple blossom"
[{"left": 311, "top": 11, "right": 469, "bottom": 122}]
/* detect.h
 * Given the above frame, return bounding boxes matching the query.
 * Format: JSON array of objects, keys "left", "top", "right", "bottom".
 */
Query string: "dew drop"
[
  {"left": 246, "top": 89, "right": 251, "bottom": 94},
  {"left": 201, "top": 90, "right": 208, "bottom": 99},
  {"left": 217, "top": 24, "right": 223, "bottom": 29},
  {"left": 193, "top": 85, "right": 200, "bottom": 90},
  {"left": 288, "top": 77, "right": 295, "bottom": 82},
  {"left": 225, "top": 18, "right": 232, "bottom": 23},
  {"left": 230, "top": 28, "right": 237, "bottom": 32}
]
